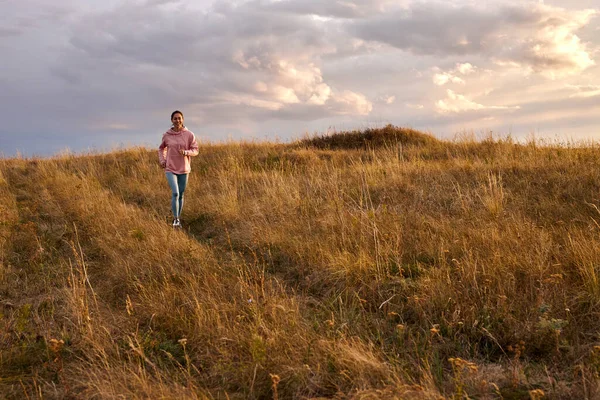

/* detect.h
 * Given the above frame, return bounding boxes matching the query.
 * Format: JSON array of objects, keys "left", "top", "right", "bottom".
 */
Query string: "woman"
[{"left": 158, "top": 110, "right": 199, "bottom": 227}]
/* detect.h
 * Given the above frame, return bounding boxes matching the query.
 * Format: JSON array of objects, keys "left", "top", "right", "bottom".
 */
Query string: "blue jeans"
[{"left": 165, "top": 172, "right": 189, "bottom": 219}]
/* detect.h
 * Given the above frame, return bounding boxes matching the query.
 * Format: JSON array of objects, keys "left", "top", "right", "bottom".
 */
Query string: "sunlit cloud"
[
  {"left": 456, "top": 63, "right": 476, "bottom": 75},
  {"left": 328, "top": 90, "right": 373, "bottom": 116},
  {"left": 567, "top": 84, "right": 600, "bottom": 98},
  {"left": 350, "top": 3, "right": 598, "bottom": 79},
  {"left": 433, "top": 73, "right": 465, "bottom": 86},
  {"left": 375, "top": 94, "right": 397, "bottom": 104},
  {"left": 436, "top": 89, "right": 521, "bottom": 114},
  {"left": 503, "top": 6, "right": 598, "bottom": 79},
  {"left": 433, "top": 63, "right": 478, "bottom": 85}
]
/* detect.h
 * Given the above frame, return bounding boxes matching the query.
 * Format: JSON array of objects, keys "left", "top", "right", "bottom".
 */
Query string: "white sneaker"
[{"left": 172, "top": 218, "right": 181, "bottom": 228}]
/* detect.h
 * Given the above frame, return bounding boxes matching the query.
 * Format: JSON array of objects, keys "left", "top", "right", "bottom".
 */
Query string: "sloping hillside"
[{"left": 1, "top": 126, "right": 600, "bottom": 399}]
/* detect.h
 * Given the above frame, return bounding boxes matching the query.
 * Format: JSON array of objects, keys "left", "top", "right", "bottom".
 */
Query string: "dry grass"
[{"left": 1, "top": 125, "right": 600, "bottom": 399}]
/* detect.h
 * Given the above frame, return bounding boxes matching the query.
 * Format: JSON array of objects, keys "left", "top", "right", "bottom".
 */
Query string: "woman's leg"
[
  {"left": 165, "top": 172, "right": 180, "bottom": 218},
  {"left": 176, "top": 173, "right": 189, "bottom": 217}
]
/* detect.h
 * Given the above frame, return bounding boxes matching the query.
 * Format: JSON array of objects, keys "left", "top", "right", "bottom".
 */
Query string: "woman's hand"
[{"left": 179, "top": 149, "right": 186, "bottom": 156}]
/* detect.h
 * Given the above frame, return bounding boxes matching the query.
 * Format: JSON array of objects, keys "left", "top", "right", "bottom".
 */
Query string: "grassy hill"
[{"left": 1, "top": 125, "right": 600, "bottom": 399}]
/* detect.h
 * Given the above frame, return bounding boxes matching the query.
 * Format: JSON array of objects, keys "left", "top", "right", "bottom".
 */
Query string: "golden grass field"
[{"left": 1, "top": 125, "right": 600, "bottom": 399}]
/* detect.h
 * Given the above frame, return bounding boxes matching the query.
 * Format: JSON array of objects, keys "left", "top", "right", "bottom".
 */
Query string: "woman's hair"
[{"left": 171, "top": 110, "right": 184, "bottom": 120}]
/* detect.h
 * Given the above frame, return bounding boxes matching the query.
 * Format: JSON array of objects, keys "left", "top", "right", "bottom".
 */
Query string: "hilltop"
[{"left": 1, "top": 126, "right": 600, "bottom": 399}]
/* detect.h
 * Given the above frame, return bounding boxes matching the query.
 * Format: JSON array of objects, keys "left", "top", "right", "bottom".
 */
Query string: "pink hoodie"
[{"left": 158, "top": 127, "right": 199, "bottom": 174}]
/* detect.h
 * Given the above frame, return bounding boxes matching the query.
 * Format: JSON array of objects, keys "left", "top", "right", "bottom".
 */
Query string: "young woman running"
[{"left": 158, "top": 110, "right": 199, "bottom": 227}]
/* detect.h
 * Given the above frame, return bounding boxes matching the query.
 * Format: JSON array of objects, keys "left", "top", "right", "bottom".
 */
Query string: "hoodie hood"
[{"left": 166, "top": 127, "right": 189, "bottom": 135}]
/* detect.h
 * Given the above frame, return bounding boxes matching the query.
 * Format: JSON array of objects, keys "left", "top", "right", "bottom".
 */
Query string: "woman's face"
[{"left": 172, "top": 113, "right": 184, "bottom": 130}]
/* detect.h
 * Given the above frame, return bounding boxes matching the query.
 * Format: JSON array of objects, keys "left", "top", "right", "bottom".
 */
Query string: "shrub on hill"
[{"left": 299, "top": 124, "right": 438, "bottom": 150}]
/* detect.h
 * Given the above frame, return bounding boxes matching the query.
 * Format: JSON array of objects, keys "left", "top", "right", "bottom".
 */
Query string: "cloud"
[
  {"left": 432, "top": 63, "right": 478, "bottom": 85},
  {"left": 145, "top": 0, "right": 182, "bottom": 5},
  {"left": 0, "top": 27, "right": 23, "bottom": 38},
  {"left": 328, "top": 90, "right": 372, "bottom": 115},
  {"left": 49, "top": 0, "right": 372, "bottom": 124},
  {"left": 268, "top": 0, "right": 400, "bottom": 19},
  {"left": 349, "top": 3, "right": 598, "bottom": 79},
  {"left": 457, "top": 63, "right": 476, "bottom": 75},
  {"left": 433, "top": 73, "right": 465, "bottom": 86},
  {"left": 509, "top": 6, "right": 597, "bottom": 79},
  {"left": 0, "top": 1, "right": 76, "bottom": 37},
  {"left": 227, "top": 52, "right": 372, "bottom": 115},
  {"left": 96, "top": 123, "right": 135, "bottom": 130},
  {"left": 374, "top": 94, "right": 396, "bottom": 104},
  {"left": 436, "top": 89, "right": 520, "bottom": 114},
  {"left": 567, "top": 84, "right": 600, "bottom": 98}
]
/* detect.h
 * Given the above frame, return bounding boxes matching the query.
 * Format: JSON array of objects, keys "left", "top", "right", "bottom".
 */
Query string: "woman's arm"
[
  {"left": 183, "top": 133, "right": 199, "bottom": 157},
  {"left": 158, "top": 135, "right": 167, "bottom": 167}
]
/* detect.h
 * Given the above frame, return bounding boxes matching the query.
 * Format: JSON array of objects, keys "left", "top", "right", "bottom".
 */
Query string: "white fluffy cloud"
[
  {"left": 226, "top": 55, "right": 371, "bottom": 114},
  {"left": 433, "top": 73, "right": 465, "bottom": 86},
  {"left": 433, "top": 63, "right": 477, "bottom": 86},
  {"left": 501, "top": 6, "right": 597, "bottom": 79},
  {"left": 436, "top": 89, "right": 520, "bottom": 114},
  {"left": 328, "top": 90, "right": 373, "bottom": 115},
  {"left": 457, "top": 63, "right": 476, "bottom": 75}
]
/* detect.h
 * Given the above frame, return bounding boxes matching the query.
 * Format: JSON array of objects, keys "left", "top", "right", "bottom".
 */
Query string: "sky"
[{"left": 1, "top": 0, "right": 599, "bottom": 156}]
